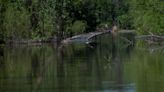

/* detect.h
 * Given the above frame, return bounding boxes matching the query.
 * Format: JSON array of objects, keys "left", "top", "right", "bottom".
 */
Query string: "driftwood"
[
  {"left": 62, "top": 30, "right": 111, "bottom": 44},
  {"left": 62, "top": 30, "right": 136, "bottom": 44},
  {"left": 135, "top": 35, "right": 164, "bottom": 42}
]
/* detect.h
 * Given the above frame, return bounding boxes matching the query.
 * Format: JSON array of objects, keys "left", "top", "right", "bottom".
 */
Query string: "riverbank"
[{"left": 1, "top": 30, "right": 164, "bottom": 46}]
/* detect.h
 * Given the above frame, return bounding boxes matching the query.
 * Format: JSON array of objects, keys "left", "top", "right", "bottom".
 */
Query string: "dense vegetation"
[{"left": 0, "top": 0, "right": 163, "bottom": 43}]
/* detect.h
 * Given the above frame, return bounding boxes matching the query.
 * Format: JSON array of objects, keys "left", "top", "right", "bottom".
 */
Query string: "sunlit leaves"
[{"left": 129, "top": 0, "right": 163, "bottom": 34}]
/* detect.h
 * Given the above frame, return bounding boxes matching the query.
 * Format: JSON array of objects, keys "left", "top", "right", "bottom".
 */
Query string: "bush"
[
  {"left": 4, "top": 3, "right": 30, "bottom": 40},
  {"left": 129, "top": 0, "right": 163, "bottom": 35}
]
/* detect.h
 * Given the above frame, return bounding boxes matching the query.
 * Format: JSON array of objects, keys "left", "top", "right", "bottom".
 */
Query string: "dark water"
[{"left": 0, "top": 35, "right": 164, "bottom": 92}]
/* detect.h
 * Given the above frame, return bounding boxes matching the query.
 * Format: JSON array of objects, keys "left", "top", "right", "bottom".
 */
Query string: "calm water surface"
[{"left": 0, "top": 35, "right": 164, "bottom": 92}]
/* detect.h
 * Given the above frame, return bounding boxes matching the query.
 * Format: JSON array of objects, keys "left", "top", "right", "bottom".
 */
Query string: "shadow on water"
[{"left": 0, "top": 34, "right": 164, "bottom": 92}]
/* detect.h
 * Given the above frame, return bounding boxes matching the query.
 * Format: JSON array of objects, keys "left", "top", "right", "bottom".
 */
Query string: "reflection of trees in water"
[
  {"left": 56, "top": 36, "right": 135, "bottom": 91},
  {"left": 56, "top": 43, "right": 96, "bottom": 92},
  {"left": 0, "top": 46, "right": 54, "bottom": 92},
  {"left": 111, "top": 42, "right": 134, "bottom": 91},
  {"left": 56, "top": 41, "right": 164, "bottom": 92},
  {"left": 57, "top": 44, "right": 65, "bottom": 92},
  {"left": 0, "top": 46, "right": 5, "bottom": 92},
  {"left": 95, "top": 35, "right": 135, "bottom": 91},
  {"left": 130, "top": 50, "right": 164, "bottom": 92},
  {"left": 1, "top": 40, "right": 163, "bottom": 92},
  {"left": 29, "top": 46, "right": 48, "bottom": 92},
  {"left": 0, "top": 40, "right": 136, "bottom": 92},
  {"left": 0, "top": 46, "right": 4, "bottom": 67},
  {"left": 31, "top": 53, "right": 39, "bottom": 78}
]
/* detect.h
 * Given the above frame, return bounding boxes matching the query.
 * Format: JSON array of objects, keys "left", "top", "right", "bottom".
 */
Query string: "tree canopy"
[{"left": 0, "top": 0, "right": 163, "bottom": 42}]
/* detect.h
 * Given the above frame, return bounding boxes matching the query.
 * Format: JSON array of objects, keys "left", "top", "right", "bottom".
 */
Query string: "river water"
[{"left": 0, "top": 35, "right": 164, "bottom": 92}]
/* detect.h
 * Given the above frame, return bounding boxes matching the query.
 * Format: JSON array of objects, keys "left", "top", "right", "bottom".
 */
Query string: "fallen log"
[
  {"left": 62, "top": 30, "right": 136, "bottom": 44},
  {"left": 135, "top": 35, "right": 164, "bottom": 42}
]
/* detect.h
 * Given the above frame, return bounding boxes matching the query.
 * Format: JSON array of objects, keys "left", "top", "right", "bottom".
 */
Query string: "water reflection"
[
  {"left": 0, "top": 37, "right": 164, "bottom": 92},
  {"left": 0, "top": 46, "right": 4, "bottom": 67}
]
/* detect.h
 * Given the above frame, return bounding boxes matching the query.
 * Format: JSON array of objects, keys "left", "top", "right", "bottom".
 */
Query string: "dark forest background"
[{"left": 0, "top": 0, "right": 163, "bottom": 42}]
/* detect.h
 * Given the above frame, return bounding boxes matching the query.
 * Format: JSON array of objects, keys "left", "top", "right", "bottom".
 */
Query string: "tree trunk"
[
  {"left": 55, "top": 0, "right": 65, "bottom": 43},
  {"left": 25, "top": 0, "right": 39, "bottom": 30},
  {"left": 0, "top": 1, "right": 7, "bottom": 43}
]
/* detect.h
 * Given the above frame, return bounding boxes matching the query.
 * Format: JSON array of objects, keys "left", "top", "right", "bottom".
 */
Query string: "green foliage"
[
  {"left": 34, "top": 0, "right": 56, "bottom": 39},
  {"left": 94, "top": 0, "right": 113, "bottom": 23},
  {"left": 65, "top": 0, "right": 98, "bottom": 31},
  {"left": 129, "top": 0, "right": 164, "bottom": 34},
  {"left": 0, "top": 0, "right": 163, "bottom": 42},
  {"left": 94, "top": 0, "right": 132, "bottom": 29},
  {"left": 5, "top": 2, "right": 30, "bottom": 39},
  {"left": 70, "top": 20, "right": 87, "bottom": 35},
  {"left": 117, "top": 14, "right": 134, "bottom": 29},
  {"left": 0, "top": 0, "right": 8, "bottom": 42}
]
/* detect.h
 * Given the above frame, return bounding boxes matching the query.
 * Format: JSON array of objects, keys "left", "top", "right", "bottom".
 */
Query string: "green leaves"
[
  {"left": 70, "top": 20, "right": 87, "bottom": 34},
  {"left": 129, "top": 0, "right": 163, "bottom": 35},
  {"left": 0, "top": 0, "right": 163, "bottom": 42}
]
